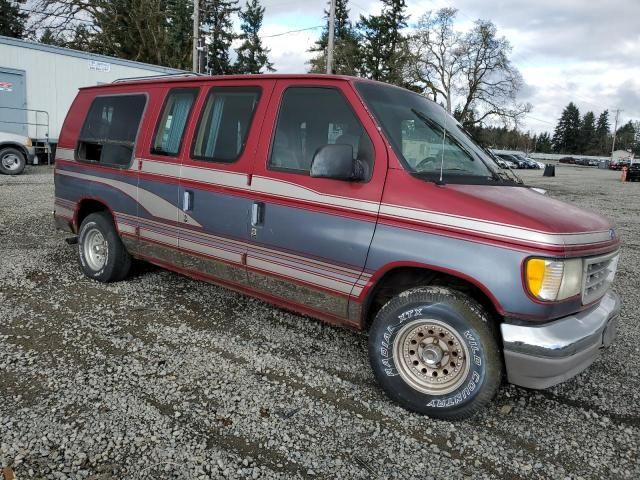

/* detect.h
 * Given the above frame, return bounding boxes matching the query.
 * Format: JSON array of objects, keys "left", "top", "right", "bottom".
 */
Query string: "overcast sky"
[{"left": 256, "top": 0, "right": 640, "bottom": 133}]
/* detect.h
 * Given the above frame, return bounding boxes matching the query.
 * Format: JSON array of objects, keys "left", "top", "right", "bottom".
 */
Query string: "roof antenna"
[{"left": 437, "top": 106, "right": 448, "bottom": 186}]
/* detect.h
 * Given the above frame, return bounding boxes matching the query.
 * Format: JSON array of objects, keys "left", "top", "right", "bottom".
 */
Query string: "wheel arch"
[
  {"left": 74, "top": 197, "right": 117, "bottom": 233},
  {"left": 0, "top": 142, "right": 28, "bottom": 159},
  {"left": 360, "top": 262, "right": 505, "bottom": 330}
]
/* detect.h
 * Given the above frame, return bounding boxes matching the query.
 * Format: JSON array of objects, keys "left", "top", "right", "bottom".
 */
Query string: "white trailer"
[{"left": 0, "top": 35, "right": 183, "bottom": 163}]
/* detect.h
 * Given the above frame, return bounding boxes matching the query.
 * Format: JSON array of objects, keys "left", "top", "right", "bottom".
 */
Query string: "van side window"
[
  {"left": 77, "top": 94, "right": 146, "bottom": 167},
  {"left": 152, "top": 88, "right": 198, "bottom": 156},
  {"left": 269, "top": 87, "right": 374, "bottom": 179},
  {"left": 192, "top": 87, "right": 260, "bottom": 163}
]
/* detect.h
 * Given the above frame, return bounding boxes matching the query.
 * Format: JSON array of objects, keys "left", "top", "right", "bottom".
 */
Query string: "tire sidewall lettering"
[{"left": 376, "top": 301, "right": 487, "bottom": 409}]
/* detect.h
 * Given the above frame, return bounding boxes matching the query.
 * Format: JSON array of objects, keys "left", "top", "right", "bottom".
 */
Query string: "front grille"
[{"left": 582, "top": 251, "right": 619, "bottom": 305}]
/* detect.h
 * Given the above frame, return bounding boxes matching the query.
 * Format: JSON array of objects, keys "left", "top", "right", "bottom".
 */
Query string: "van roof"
[{"left": 80, "top": 73, "right": 367, "bottom": 91}]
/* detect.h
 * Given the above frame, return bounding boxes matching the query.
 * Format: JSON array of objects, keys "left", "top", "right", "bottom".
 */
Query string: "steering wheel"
[{"left": 415, "top": 156, "right": 440, "bottom": 172}]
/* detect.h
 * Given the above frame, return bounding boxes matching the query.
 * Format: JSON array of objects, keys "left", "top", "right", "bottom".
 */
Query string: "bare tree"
[
  {"left": 408, "top": 8, "right": 462, "bottom": 113},
  {"left": 409, "top": 8, "right": 531, "bottom": 126}
]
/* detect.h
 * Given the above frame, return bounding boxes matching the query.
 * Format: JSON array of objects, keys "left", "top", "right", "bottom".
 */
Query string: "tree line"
[
  {"left": 463, "top": 105, "right": 640, "bottom": 157},
  {"left": 548, "top": 103, "right": 639, "bottom": 156}
]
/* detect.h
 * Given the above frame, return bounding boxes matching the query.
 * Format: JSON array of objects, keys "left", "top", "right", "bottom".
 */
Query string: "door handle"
[
  {"left": 183, "top": 190, "right": 193, "bottom": 212},
  {"left": 251, "top": 201, "right": 264, "bottom": 226}
]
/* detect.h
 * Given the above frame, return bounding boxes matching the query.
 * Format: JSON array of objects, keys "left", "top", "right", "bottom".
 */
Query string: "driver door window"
[{"left": 269, "top": 87, "right": 373, "bottom": 180}]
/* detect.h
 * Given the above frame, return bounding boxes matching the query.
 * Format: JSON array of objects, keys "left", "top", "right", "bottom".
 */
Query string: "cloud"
[{"left": 613, "top": 80, "right": 640, "bottom": 121}]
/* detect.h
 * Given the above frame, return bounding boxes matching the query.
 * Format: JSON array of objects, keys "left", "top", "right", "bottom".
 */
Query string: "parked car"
[
  {"left": 511, "top": 153, "right": 541, "bottom": 169},
  {"left": 53, "top": 74, "right": 621, "bottom": 419},
  {"left": 530, "top": 159, "right": 546, "bottom": 169},
  {"left": 496, "top": 153, "right": 526, "bottom": 168},
  {"left": 559, "top": 156, "right": 576, "bottom": 164},
  {"left": 626, "top": 163, "right": 640, "bottom": 181},
  {"left": 610, "top": 159, "right": 631, "bottom": 170},
  {"left": 0, "top": 131, "right": 35, "bottom": 175}
]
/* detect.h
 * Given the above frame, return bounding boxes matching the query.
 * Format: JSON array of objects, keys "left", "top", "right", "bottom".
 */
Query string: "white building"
[{"left": 0, "top": 35, "right": 183, "bottom": 145}]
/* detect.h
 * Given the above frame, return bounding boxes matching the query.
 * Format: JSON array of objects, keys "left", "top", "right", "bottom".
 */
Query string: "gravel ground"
[{"left": 1, "top": 165, "right": 638, "bottom": 480}]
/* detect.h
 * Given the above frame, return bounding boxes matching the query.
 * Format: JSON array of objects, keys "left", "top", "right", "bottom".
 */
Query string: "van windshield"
[{"left": 355, "top": 81, "right": 502, "bottom": 184}]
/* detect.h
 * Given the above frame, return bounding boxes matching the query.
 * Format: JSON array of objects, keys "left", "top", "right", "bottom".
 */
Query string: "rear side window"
[
  {"left": 152, "top": 88, "right": 198, "bottom": 156},
  {"left": 268, "top": 87, "right": 374, "bottom": 178},
  {"left": 77, "top": 94, "right": 146, "bottom": 167},
  {"left": 192, "top": 87, "right": 260, "bottom": 163}
]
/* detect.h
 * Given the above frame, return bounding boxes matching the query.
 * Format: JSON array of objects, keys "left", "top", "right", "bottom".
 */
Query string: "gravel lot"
[{"left": 1, "top": 165, "right": 638, "bottom": 480}]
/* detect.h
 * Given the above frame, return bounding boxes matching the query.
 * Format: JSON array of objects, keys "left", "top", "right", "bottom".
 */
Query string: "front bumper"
[{"left": 501, "top": 291, "right": 620, "bottom": 389}]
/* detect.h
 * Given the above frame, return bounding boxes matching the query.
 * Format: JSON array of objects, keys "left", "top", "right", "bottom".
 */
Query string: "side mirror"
[{"left": 310, "top": 144, "right": 361, "bottom": 181}]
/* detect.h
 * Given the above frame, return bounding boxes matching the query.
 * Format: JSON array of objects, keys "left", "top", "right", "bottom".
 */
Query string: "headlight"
[
  {"left": 24, "top": 137, "right": 32, "bottom": 147},
  {"left": 524, "top": 258, "right": 583, "bottom": 301}
]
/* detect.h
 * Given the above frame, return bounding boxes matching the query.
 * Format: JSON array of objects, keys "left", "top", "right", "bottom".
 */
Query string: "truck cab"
[{"left": 53, "top": 74, "right": 621, "bottom": 419}]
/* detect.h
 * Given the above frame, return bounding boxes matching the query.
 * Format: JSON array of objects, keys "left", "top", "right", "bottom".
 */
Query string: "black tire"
[
  {"left": 0, "top": 147, "right": 26, "bottom": 175},
  {"left": 368, "top": 286, "right": 502, "bottom": 420},
  {"left": 78, "top": 212, "right": 131, "bottom": 282}
]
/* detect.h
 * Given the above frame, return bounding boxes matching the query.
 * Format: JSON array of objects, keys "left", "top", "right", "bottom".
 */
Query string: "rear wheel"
[
  {"left": 368, "top": 286, "right": 502, "bottom": 419},
  {"left": 78, "top": 212, "right": 131, "bottom": 282},
  {"left": 0, "top": 147, "right": 26, "bottom": 175}
]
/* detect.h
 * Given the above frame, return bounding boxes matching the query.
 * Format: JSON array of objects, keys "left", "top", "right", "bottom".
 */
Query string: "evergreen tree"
[
  {"left": 579, "top": 111, "right": 596, "bottom": 154},
  {"left": 65, "top": 24, "right": 93, "bottom": 51},
  {"left": 39, "top": 28, "right": 65, "bottom": 46},
  {"left": 308, "top": 0, "right": 360, "bottom": 75},
  {"left": 595, "top": 110, "right": 610, "bottom": 155},
  {"left": 166, "top": 0, "right": 195, "bottom": 70},
  {"left": 0, "top": 0, "right": 27, "bottom": 38},
  {"left": 235, "top": 0, "right": 274, "bottom": 74},
  {"left": 615, "top": 121, "right": 636, "bottom": 152},
  {"left": 552, "top": 102, "right": 581, "bottom": 153},
  {"left": 357, "top": 0, "right": 410, "bottom": 86},
  {"left": 536, "top": 132, "right": 553, "bottom": 153},
  {"left": 203, "top": 0, "right": 240, "bottom": 75}
]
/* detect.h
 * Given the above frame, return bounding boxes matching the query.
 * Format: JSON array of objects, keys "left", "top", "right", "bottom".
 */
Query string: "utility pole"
[
  {"left": 326, "top": 0, "right": 336, "bottom": 74},
  {"left": 192, "top": 0, "right": 200, "bottom": 73},
  {"left": 611, "top": 108, "right": 623, "bottom": 156}
]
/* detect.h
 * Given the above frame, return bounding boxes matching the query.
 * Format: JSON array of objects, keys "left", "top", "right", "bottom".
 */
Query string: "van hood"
[
  {"left": 381, "top": 172, "right": 618, "bottom": 252},
  {"left": 448, "top": 184, "right": 613, "bottom": 235}
]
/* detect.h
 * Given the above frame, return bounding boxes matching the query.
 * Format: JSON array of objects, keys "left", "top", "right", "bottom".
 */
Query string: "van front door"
[{"left": 247, "top": 80, "right": 387, "bottom": 324}]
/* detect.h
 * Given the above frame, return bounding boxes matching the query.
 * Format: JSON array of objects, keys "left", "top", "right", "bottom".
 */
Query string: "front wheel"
[
  {"left": 0, "top": 147, "right": 26, "bottom": 175},
  {"left": 368, "top": 286, "right": 502, "bottom": 420},
  {"left": 78, "top": 212, "right": 131, "bottom": 282}
]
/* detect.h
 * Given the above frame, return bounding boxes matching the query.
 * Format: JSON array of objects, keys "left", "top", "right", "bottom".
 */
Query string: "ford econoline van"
[{"left": 53, "top": 74, "right": 620, "bottom": 419}]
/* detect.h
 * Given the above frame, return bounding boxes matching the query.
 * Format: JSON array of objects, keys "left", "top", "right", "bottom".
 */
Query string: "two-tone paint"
[{"left": 53, "top": 75, "right": 620, "bottom": 332}]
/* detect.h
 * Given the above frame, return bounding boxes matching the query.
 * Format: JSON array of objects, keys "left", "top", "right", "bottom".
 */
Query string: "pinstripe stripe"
[
  {"left": 55, "top": 149, "right": 614, "bottom": 247},
  {"left": 114, "top": 212, "right": 363, "bottom": 296},
  {"left": 56, "top": 169, "right": 202, "bottom": 227}
]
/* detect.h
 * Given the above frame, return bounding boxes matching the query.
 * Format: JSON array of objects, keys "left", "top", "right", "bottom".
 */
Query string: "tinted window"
[
  {"left": 192, "top": 87, "right": 260, "bottom": 163},
  {"left": 77, "top": 94, "right": 146, "bottom": 167},
  {"left": 152, "top": 88, "right": 198, "bottom": 156},
  {"left": 269, "top": 87, "right": 374, "bottom": 178}
]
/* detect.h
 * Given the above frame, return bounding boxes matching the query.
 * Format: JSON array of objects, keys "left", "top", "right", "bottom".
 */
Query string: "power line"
[
  {"left": 262, "top": 25, "right": 324, "bottom": 38},
  {"left": 524, "top": 115, "right": 555, "bottom": 126}
]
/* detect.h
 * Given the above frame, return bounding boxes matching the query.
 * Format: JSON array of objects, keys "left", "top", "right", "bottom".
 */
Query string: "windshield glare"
[{"left": 355, "top": 81, "right": 498, "bottom": 180}]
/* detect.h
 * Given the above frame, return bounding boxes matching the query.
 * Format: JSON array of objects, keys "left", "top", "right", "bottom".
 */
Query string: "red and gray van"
[{"left": 53, "top": 74, "right": 620, "bottom": 419}]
